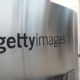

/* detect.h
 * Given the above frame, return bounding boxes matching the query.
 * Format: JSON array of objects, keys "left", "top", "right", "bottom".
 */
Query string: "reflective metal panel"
[{"left": 0, "top": 0, "right": 78, "bottom": 80}]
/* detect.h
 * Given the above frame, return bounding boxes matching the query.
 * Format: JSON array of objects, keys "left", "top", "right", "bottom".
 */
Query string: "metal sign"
[{"left": 0, "top": 0, "right": 78, "bottom": 80}]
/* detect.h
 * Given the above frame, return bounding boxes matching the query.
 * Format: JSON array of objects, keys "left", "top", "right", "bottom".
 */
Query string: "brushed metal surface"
[{"left": 0, "top": 0, "right": 78, "bottom": 80}]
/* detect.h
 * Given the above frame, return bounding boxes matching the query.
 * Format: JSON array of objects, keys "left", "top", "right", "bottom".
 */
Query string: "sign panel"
[{"left": 0, "top": 0, "right": 78, "bottom": 80}]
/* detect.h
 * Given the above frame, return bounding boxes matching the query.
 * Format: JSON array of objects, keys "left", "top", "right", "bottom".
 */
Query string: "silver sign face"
[{"left": 0, "top": 0, "right": 78, "bottom": 80}]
